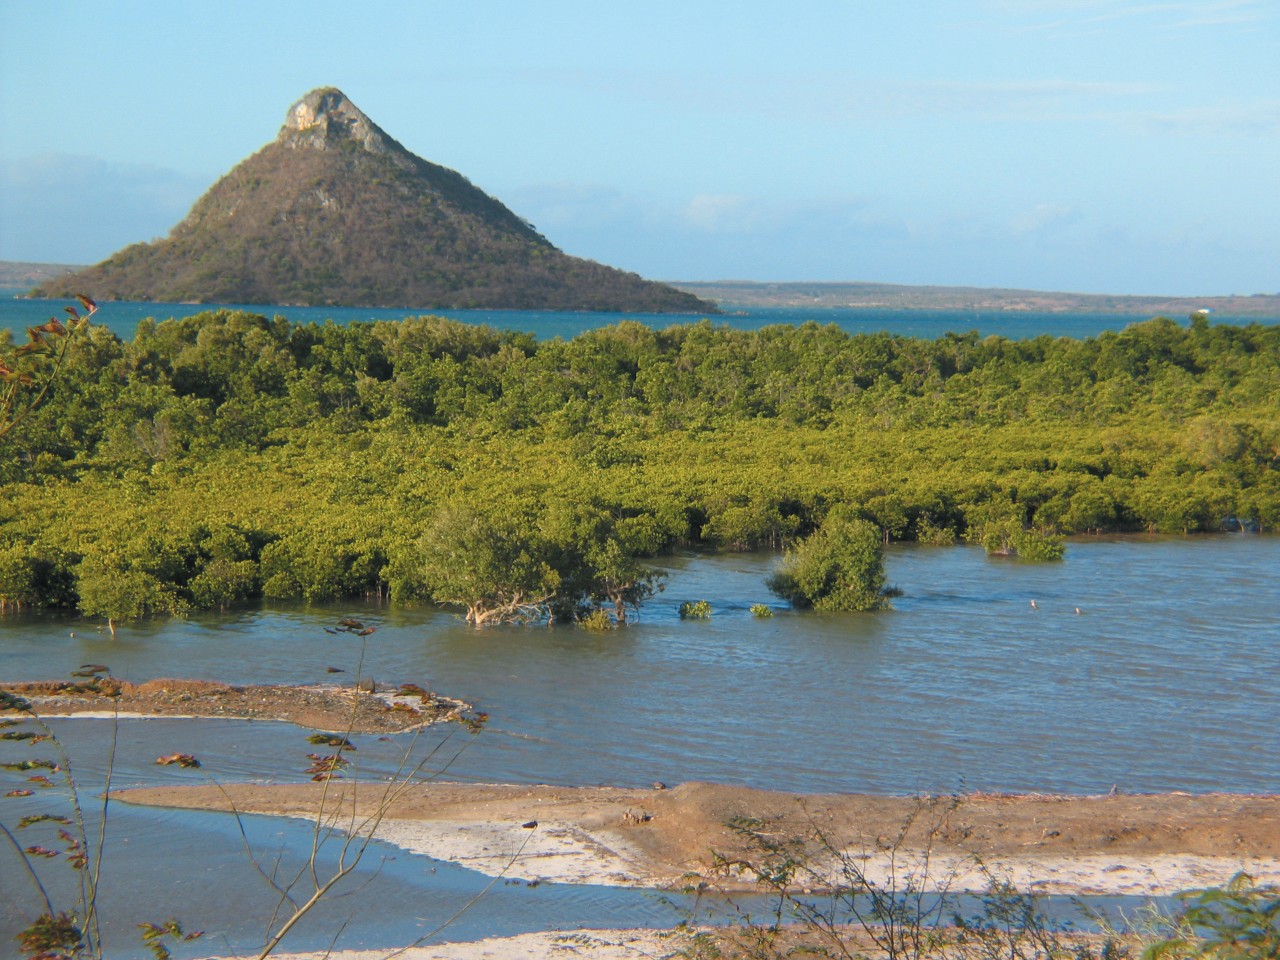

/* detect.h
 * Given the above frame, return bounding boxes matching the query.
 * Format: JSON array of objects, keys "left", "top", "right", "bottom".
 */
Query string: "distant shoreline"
[
  {"left": 5, "top": 263, "right": 1277, "bottom": 317},
  {"left": 670, "top": 280, "right": 1280, "bottom": 317},
  {"left": 0, "top": 261, "right": 85, "bottom": 288}
]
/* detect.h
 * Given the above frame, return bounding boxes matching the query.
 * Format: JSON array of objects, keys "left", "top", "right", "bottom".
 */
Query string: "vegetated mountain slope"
[{"left": 35, "top": 88, "right": 714, "bottom": 313}]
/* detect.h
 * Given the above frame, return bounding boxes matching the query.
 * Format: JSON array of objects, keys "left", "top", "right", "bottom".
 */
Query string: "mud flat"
[
  {"left": 0, "top": 677, "right": 470, "bottom": 733},
  {"left": 117, "top": 780, "right": 1280, "bottom": 897},
  {"left": 10, "top": 678, "right": 1280, "bottom": 958}
]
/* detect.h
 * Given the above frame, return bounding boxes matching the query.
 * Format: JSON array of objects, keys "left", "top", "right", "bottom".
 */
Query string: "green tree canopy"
[
  {"left": 767, "top": 507, "right": 890, "bottom": 612},
  {"left": 418, "top": 504, "right": 561, "bottom": 625}
]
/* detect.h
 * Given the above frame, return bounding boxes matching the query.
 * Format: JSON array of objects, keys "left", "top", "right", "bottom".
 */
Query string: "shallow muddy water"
[
  {"left": 4, "top": 535, "right": 1278, "bottom": 795},
  {"left": 2, "top": 535, "right": 1277, "bottom": 953}
]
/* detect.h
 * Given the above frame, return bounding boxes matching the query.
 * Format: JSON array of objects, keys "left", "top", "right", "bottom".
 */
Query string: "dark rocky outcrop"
[{"left": 36, "top": 88, "right": 715, "bottom": 313}]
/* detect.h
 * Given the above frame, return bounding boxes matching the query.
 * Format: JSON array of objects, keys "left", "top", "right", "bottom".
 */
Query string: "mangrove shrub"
[{"left": 767, "top": 508, "right": 890, "bottom": 611}]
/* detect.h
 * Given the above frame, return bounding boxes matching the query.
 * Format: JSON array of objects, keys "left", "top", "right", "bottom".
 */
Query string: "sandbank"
[
  {"left": 116, "top": 780, "right": 1280, "bottom": 896},
  {"left": 0, "top": 678, "right": 470, "bottom": 733}
]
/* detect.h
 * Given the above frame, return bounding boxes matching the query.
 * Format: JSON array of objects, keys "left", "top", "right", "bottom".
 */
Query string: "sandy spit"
[
  {"left": 116, "top": 781, "right": 1280, "bottom": 897},
  {"left": 1, "top": 678, "right": 471, "bottom": 734}
]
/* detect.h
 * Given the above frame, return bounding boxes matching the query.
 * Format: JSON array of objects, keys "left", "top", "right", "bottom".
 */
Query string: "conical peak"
[
  {"left": 32, "top": 86, "right": 717, "bottom": 312},
  {"left": 280, "top": 87, "right": 394, "bottom": 155}
]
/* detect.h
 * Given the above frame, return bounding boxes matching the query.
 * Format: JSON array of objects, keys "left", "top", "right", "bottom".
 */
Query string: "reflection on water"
[
  {"left": 1, "top": 784, "right": 695, "bottom": 957},
  {"left": 2, "top": 536, "right": 1278, "bottom": 952},
  {"left": 4, "top": 536, "right": 1278, "bottom": 795}
]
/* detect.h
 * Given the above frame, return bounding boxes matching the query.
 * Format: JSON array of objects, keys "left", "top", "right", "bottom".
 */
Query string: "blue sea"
[{"left": 4, "top": 288, "right": 1276, "bottom": 343}]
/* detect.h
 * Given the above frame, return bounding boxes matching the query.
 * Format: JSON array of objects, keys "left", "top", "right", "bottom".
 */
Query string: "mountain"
[{"left": 34, "top": 88, "right": 714, "bottom": 314}]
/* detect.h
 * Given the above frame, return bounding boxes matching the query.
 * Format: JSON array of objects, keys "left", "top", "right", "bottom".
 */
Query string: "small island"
[{"left": 31, "top": 89, "right": 715, "bottom": 315}]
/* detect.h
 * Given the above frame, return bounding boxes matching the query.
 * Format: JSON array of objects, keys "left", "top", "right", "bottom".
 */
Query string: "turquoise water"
[{"left": 5, "top": 289, "right": 1276, "bottom": 343}]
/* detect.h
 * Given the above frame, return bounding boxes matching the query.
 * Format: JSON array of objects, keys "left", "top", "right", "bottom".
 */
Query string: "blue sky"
[{"left": 1, "top": 1, "right": 1276, "bottom": 295}]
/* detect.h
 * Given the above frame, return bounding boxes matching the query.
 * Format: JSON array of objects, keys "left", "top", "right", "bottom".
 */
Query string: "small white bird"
[{"left": 1029, "top": 600, "right": 1037, "bottom": 609}]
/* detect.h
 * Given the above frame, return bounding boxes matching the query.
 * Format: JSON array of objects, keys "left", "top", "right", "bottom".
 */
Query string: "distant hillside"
[
  {"left": 18, "top": 258, "right": 1278, "bottom": 319},
  {"left": 672, "top": 281, "right": 1280, "bottom": 318},
  {"left": 33, "top": 88, "right": 714, "bottom": 314},
  {"left": 0, "top": 261, "right": 84, "bottom": 288}
]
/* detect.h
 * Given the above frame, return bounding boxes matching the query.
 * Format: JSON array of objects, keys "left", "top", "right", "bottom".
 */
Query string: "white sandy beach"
[
  {"left": 258, "top": 803, "right": 1280, "bottom": 897},
  {"left": 116, "top": 780, "right": 1280, "bottom": 898},
  {"left": 110, "top": 779, "right": 1280, "bottom": 960}
]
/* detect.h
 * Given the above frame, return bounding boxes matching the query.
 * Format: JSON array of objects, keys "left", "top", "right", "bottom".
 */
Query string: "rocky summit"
[{"left": 35, "top": 88, "right": 714, "bottom": 313}]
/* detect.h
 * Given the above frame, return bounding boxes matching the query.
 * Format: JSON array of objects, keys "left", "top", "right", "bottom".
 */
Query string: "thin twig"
[
  {"left": 84, "top": 704, "right": 120, "bottom": 957},
  {"left": 0, "top": 820, "right": 56, "bottom": 917}
]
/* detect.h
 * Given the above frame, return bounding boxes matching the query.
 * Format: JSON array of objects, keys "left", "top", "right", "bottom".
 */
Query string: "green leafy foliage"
[
  {"left": 418, "top": 503, "right": 561, "bottom": 625},
  {"left": 137, "top": 920, "right": 203, "bottom": 960},
  {"left": 679, "top": 600, "right": 713, "bottom": 619},
  {"left": 16, "top": 911, "right": 84, "bottom": 960},
  {"left": 3, "top": 310, "right": 1278, "bottom": 626},
  {"left": 767, "top": 507, "right": 890, "bottom": 611},
  {"left": 577, "top": 608, "right": 614, "bottom": 631},
  {"left": 0, "top": 296, "right": 96, "bottom": 443},
  {"left": 541, "top": 500, "right": 666, "bottom": 623},
  {"left": 963, "top": 502, "right": 1066, "bottom": 562}
]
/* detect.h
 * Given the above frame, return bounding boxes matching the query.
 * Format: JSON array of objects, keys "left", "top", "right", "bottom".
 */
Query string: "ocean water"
[{"left": 4, "top": 289, "right": 1276, "bottom": 344}]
